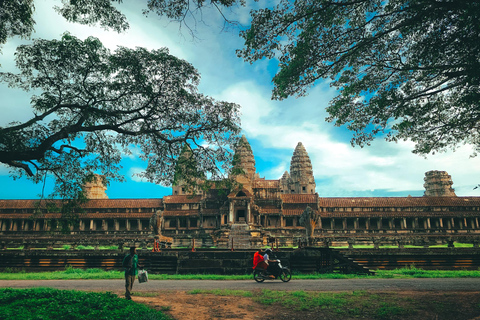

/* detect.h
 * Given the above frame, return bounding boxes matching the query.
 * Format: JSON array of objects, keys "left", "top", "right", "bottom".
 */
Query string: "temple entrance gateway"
[{"left": 236, "top": 209, "right": 246, "bottom": 223}]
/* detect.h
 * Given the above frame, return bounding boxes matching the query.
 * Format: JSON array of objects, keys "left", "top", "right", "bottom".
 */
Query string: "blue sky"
[{"left": 0, "top": 0, "right": 479, "bottom": 199}]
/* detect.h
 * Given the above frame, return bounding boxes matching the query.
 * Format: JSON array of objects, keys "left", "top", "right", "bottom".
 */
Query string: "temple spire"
[
  {"left": 289, "top": 142, "right": 316, "bottom": 194},
  {"left": 231, "top": 135, "right": 256, "bottom": 188}
]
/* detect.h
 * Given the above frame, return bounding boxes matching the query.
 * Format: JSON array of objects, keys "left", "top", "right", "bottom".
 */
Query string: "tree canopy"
[
  {"left": 0, "top": 33, "right": 240, "bottom": 199},
  {"left": 0, "top": 0, "right": 243, "bottom": 50},
  {"left": 238, "top": 0, "right": 480, "bottom": 155}
]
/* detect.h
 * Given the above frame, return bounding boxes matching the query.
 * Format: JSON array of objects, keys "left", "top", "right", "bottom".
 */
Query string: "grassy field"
[
  {"left": 1, "top": 266, "right": 480, "bottom": 280},
  {"left": 0, "top": 287, "right": 171, "bottom": 320}
]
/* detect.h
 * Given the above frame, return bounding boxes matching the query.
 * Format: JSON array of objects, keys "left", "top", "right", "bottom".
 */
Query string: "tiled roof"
[
  {"left": 0, "top": 212, "right": 152, "bottom": 219},
  {"left": 318, "top": 197, "right": 480, "bottom": 208},
  {"left": 283, "top": 209, "right": 304, "bottom": 216},
  {"left": 258, "top": 208, "right": 282, "bottom": 214},
  {"left": 320, "top": 210, "right": 480, "bottom": 218},
  {"left": 163, "top": 210, "right": 199, "bottom": 216},
  {"left": 281, "top": 194, "right": 318, "bottom": 203},
  {"left": 163, "top": 195, "right": 202, "bottom": 204},
  {"left": 202, "top": 209, "right": 221, "bottom": 215},
  {"left": 0, "top": 199, "right": 163, "bottom": 209},
  {"left": 253, "top": 180, "right": 280, "bottom": 189}
]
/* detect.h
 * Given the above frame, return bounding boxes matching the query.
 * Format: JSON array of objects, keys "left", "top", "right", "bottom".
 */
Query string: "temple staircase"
[{"left": 229, "top": 223, "right": 252, "bottom": 249}]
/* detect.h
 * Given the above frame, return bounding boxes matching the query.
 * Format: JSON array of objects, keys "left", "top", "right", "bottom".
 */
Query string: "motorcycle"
[{"left": 253, "top": 259, "right": 292, "bottom": 282}]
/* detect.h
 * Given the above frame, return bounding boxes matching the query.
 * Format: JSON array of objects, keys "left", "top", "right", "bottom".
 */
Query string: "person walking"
[{"left": 123, "top": 246, "right": 141, "bottom": 300}]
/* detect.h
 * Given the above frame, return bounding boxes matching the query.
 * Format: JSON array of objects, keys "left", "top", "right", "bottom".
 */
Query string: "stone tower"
[
  {"left": 289, "top": 142, "right": 316, "bottom": 194},
  {"left": 424, "top": 170, "right": 456, "bottom": 197},
  {"left": 280, "top": 171, "right": 291, "bottom": 194},
  {"left": 83, "top": 174, "right": 108, "bottom": 199},
  {"left": 172, "top": 145, "right": 202, "bottom": 196},
  {"left": 232, "top": 135, "right": 256, "bottom": 189}
]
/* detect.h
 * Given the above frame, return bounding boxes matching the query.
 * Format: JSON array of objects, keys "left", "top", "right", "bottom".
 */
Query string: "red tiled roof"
[
  {"left": 318, "top": 197, "right": 480, "bottom": 208},
  {"left": 283, "top": 209, "right": 304, "bottom": 216},
  {"left": 258, "top": 208, "right": 282, "bottom": 214},
  {"left": 0, "top": 199, "right": 163, "bottom": 209},
  {"left": 201, "top": 209, "right": 221, "bottom": 215},
  {"left": 0, "top": 212, "right": 152, "bottom": 219},
  {"left": 320, "top": 210, "right": 480, "bottom": 218},
  {"left": 163, "top": 210, "right": 200, "bottom": 216},
  {"left": 253, "top": 180, "right": 280, "bottom": 189},
  {"left": 281, "top": 194, "right": 318, "bottom": 203},
  {"left": 163, "top": 195, "right": 202, "bottom": 204}
]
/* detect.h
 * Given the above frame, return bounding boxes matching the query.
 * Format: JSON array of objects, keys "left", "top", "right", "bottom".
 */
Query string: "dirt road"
[{"left": 2, "top": 278, "right": 480, "bottom": 291}]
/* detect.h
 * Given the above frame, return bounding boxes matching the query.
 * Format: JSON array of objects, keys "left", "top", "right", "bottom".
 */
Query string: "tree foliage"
[
  {"left": 238, "top": 0, "right": 480, "bottom": 155},
  {"left": 0, "top": 33, "right": 241, "bottom": 199},
  {"left": 0, "top": 0, "right": 35, "bottom": 53},
  {"left": 0, "top": 0, "right": 244, "bottom": 50}
]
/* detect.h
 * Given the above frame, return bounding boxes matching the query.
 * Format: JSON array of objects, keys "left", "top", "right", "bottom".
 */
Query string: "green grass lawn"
[
  {"left": 2, "top": 266, "right": 480, "bottom": 280},
  {"left": 0, "top": 287, "right": 171, "bottom": 320}
]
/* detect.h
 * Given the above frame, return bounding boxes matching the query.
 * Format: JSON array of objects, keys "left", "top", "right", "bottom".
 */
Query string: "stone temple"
[{"left": 1, "top": 136, "right": 480, "bottom": 249}]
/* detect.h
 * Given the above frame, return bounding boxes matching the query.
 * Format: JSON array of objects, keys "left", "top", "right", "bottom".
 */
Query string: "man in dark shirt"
[{"left": 123, "top": 247, "right": 140, "bottom": 300}]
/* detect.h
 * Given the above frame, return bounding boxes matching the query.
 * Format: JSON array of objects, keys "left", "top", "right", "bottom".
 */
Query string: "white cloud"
[
  {"left": 216, "top": 79, "right": 480, "bottom": 197},
  {"left": 128, "top": 167, "right": 148, "bottom": 183}
]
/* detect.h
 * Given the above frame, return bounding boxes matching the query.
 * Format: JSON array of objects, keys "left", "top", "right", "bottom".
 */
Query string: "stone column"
[
  {"left": 330, "top": 219, "right": 335, "bottom": 230},
  {"left": 115, "top": 219, "right": 120, "bottom": 231},
  {"left": 247, "top": 202, "right": 251, "bottom": 224},
  {"left": 343, "top": 218, "right": 347, "bottom": 230},
  {"left": 138, "top": 219, "right": 142, "bottom": 231},
  {"left": 90, "top": 219, "right": 94, "bottom": 231},
  {"left": 229, "top": 201, "right": 234, "bottom": 223},
  {"left": 427, "top": 218, "right": 431, "bottom": 229},
  {"left": 439, "top": 218, "right": 444, "bottom": 228},
  {"left": 126, "top": 219, "right": 130, "bottom": 231},
  {"left": 354, "top": 218, "right": 359, "bottom": 230}
]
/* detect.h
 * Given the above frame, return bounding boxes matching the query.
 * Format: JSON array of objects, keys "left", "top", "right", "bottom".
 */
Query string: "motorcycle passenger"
[{"left": 263, "top": 248, "right": 277, "bottom": 277}]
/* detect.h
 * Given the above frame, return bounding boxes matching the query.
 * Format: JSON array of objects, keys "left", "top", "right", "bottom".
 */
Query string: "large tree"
[
  {"left": 0, "top": 0, "right": 243, "bottom": 50},
  {"left": 0, "top": 33, "right": 240, "bottom": 199},
  {"left": 238, "top": 0, "right": 480, "bottom": 155}
]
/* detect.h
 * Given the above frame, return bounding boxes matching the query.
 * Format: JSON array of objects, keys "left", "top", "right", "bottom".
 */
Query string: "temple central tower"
[
  {"left": 231, "top": 135, "right": 256, "bottom": 190},
  {"left": 289, "top": 142, "right": 316, "bottom": 194}
]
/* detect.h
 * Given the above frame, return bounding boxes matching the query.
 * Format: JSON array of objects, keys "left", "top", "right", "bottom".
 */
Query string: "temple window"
[
  {"left": 285, "top": 218, "right": 293, "bottom": 227},
  {"left": 190, "top": 218, "right": 198, "bottom": 228},
  {"left": 179, "top": 218, "right": 187, "bottom": 228}
]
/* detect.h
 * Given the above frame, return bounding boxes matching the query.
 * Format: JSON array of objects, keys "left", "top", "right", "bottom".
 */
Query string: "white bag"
[{"left": 138, "top": 269, "right": 148, "bottom": 283}]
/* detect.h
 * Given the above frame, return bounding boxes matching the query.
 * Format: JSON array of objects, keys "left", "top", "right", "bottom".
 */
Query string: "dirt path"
[{"left": 125, "top": 290, "right": 480, "bottom": 320}]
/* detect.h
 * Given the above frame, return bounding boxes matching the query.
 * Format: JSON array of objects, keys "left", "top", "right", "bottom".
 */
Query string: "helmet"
[{"left": 265, "top": 248, "right": 272, "bottom": 254}]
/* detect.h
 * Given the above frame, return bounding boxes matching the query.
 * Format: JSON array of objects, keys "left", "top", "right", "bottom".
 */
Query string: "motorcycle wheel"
[
  {"left": 279, "top": 269, "right": 291, "bottom": 282},
  {"left": 253, "top": 270, "right": 265, "bottom": 283}
]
